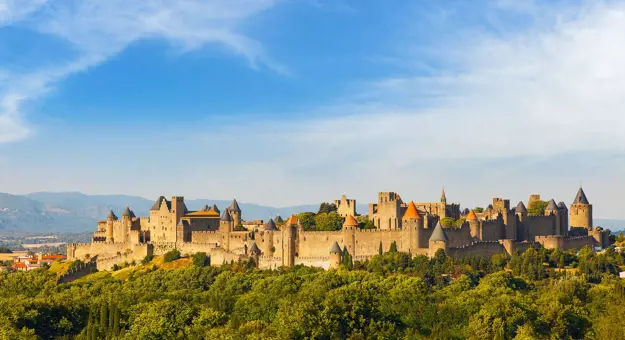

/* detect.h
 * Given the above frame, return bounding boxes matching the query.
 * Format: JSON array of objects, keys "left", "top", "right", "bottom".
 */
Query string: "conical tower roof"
[
  {"left": 545, "top": 199, "right": 558, "bottom": 211},
  {"left": 230, "top": 199, "right": 241, "bottom": 212},
  {"left": 265, "top": 218, "right": 278, "bottom": 231},
  {"left": 200, "top": 205, "right": 210, "bottom": 212},
  {"left": 558, "top": 202, "right": 568, "bottom": 210},
  {"left": 573, "top": 187, "right": 590, "bottom": 205},
  {"left": 516, "top": 201, "right": 527, "bottom": 214},
  {"left": 466, "top": 209, "right": 478, "bottom": 220},
  {"left": 329, "top": 241, "right": 342, "bottom": 254},
  {"left": 210, "top": 204, "right": 220, "bottom": 214},
  {"left": 220, "top": 210, "right": 232, "bottom": 222},
  {"left": 343, "top": 215, "right": 359, "bottom": 227},
  {"left": 429, "top": 221, "right": 448, "bottom": 242},
  {"left": 249, "top": 242, "right": 261, "bottom": 255},
  {"left": 122, "top": 206, "right": 132, "bottom": 217},
  {"left": 274, "top": 215, "right": 284, "bottom": 223},
  {"left": 403, "top": 201, "right": 423, "bottom": 220},
  {"left": 288, "top": 215, "right": 298, "bottom": 225},
  {"left": 107, "top": 209, "right": 118, "bottom": 220}
]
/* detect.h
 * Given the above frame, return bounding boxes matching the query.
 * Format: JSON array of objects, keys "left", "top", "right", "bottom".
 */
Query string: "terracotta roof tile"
[
  {"left": 343, "top": 215, "right": 359, "bottom": 227},
  {"left": 402, "top": 201, "right": 422, "bottom": 220}
]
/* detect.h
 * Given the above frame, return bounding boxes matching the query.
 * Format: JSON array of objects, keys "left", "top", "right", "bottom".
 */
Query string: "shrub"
[
  {"left": 141, "top": 254, "right": 154, "bottom": 265},
  {"left": 192, "top": 252, "right": 209, "bottom": 267},
  {"left": 112, "top": 264, "right": 120, "bottom": 271},
  {"left": 163, "top": 249, "right": 181, "bottom": 263}
]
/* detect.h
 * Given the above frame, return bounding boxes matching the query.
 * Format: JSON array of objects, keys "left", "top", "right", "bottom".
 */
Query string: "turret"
[
  {"left": 515, "top": 201, "right": 527, "bottom": 220},
  {"left": 229, "top": 199, "right": 242, "bottom": 226},
  {"left": 466, "top": 209, "right": 480, "bottom": 239},
  {"left": 106, "top": 209, "right": 117, "bottom": 243},
  {"left": 121, "top": 206, "right": 132, "bottom": 243},
  {"left": 329, "top": 241, "right": 343, "bottom": 269},
  {"left": 570, "top": 187, "right": 592, "bottom": 229},
  {"left": 402, "top": 201, "right": 423, "bottom": 251},
  {"left": 263, "top": 218, "right": 277, "bottom": 256},
  {"left": 219, "top": 210, "right": 233, "bottom": 251},
  {"left": 558, "top": 202, "right": 569, "bottom": 236},
  {"left": 342, "top": 215, "right": 358, "bottom": 256},
  {"left": 249, "top": 241, "right": 261, "bottom": 267},
  {"left": 428, "top": 221, "right": 448, "bottom": 257},
  {"left": 282, "top": 215, "right": 297, "bottom": 267},
  {"left": 209, "top": 204, "right": 220, "bottom": 214},
  {"left": 545, "top": 199, "right": 561, "bottom": 235}
]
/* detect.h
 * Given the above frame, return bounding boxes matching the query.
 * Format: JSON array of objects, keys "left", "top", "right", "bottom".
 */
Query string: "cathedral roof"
[
  {"left": 343, "top": 215, "right": 359, "bottom": 227},
  {"left": 107, "top": 209, "right": 118, "bottom": 220},
  {"left": 230, "top": 199, "right": 241, "bottom": 212},
  {"left": 150, "top": 196, "right": 171, "bottom": 211},
  {"left": 329, "top": 241, "right": 342, "bottom": 254},
  {"left": 558, "top": 202, "right": 568, "bottom": 210},
  {"left": 122, "top": 206, "right": 132, "bottom": 217},
  {"left": 265, "top": 218, "right": 278, "bottom": 231},
  {"left": 220, "top": 210, "right": 232, "bottom": 222},
  {"left": 515, "top": 201, "right": 527, "bottom": 214},
  {"left": 288, "top": 215, "right": 298, "bottom": 225},
  {"left": 429, "top": 221, "right": 448, "bottom": 242},
  {"left": 573, "top": 187, "right": 590, "bottom": 205},
  {"left": 466, "top": 209, "right": 478, "bottom": 220},
  {"left": 545, "top": 199, "right": 558, "bottom": 211},
  {"left": 274, "top": 215, "right": 284, "bottom": 223},
  {"left": 249, "top": 242, "right": 261, "bottom": 255},
  {"left": 403, "top": 201, "right": 422, "bottom": 220}
]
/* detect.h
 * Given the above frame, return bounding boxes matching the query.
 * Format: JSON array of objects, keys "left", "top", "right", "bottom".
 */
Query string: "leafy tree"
[
  {"left": 314, "top": 212, "right": 343, "bottom": 231},
  {"left": 440, "top": 217, "right": 457, "bottom": 227},
  {"left": 163, "top": 249, "right": 181, "bottom": 263},
  {"left": 297, "top": 212, "right": 316, "bottom": 231},
  {"left": 141, "top": 254, "right": 154, "bottom": 265},
  {"left": 357, "top": 215, "right": 376, "bottom": 230},
  {"left": 389, "top": 241, "right": 398, "bottom": 253},
  {"left": 192, "top": 252, "right": 209, "bottom": 267},
  {"left": 474, "top": 207, "right": 484, "bottom": 213},
  {"left": 528, "top": 200, "right": 548, "bottom": 216},
  {"left": 318, "top": 202, "right": 338, "bottom": 214},
  {"left": 0, "top": 246, "right": 12, "bottom": 253}
]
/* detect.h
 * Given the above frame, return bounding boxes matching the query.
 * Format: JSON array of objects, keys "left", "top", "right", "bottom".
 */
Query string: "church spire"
[{"left": 440, "top": 187, "right": 447, "bottom": 202}]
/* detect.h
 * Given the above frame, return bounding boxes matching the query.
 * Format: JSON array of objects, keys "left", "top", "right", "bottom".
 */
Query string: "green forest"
[{"left": 1, "top": 246, "right": 625, "bottom": 339}]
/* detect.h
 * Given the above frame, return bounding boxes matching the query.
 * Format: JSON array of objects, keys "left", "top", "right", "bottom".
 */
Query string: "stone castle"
[{"left": 67, "top": 187, "right": 610, "bottom": 270}]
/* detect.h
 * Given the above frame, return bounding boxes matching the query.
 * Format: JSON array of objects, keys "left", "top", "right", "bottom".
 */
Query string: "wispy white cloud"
[
  {"left": 0, "top": 0, "right": 283, "bottom": 143},
  {"left": 181, "top": 0, "right": 625, "bottom": 212}
]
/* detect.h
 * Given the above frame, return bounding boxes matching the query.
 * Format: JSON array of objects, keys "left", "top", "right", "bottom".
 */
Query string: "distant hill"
[{"left": 0, "top": 192, "right": 368, "bottom": 232}]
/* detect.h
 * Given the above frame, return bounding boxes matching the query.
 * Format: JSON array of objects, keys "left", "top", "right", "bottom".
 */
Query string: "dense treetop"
[{"left": 0, "top": 245, "right": 624, "bottom": 339}]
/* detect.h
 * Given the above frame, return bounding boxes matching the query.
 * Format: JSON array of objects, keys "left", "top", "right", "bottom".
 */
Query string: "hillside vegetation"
[{"left": 1, "top": 246, "right": 625, "bottom": 339}]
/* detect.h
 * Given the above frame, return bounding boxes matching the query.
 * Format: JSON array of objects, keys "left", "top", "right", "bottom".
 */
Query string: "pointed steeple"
[
  {"left": 343, "top": 215, "right": 359, "bottom": 227},
  {"left": 107, "top": 209, "right": 118, "bottom": 220},
  {"left": 265, "top": 218, "right": 278, "bottom": 231},
  {"left": 274, "top": 215, "right": 284, "bottom": 223},
  {"left": 545, "top": 199, "right": 558, "bottom": 211},
  {"left": 558, "top": 202, "right": 567, "bottom": 210},
  {"left": 210, "top": 204, "right": 220, "bottom": 214},
  {"left": 122, "top": 206, "right": 132, "bottom": 217},
  {"left": 573, "top": 187, "right": 590, "bottom": 205},
  {"left": 466, "top": 209, "right": 478, "bottom": 220},
  {"left": 403, "top": 201, "right": 422, "bottom": 220},
  {"left": 329, "top": 241, "right": 342, "bottom": 254},
  {"left": 429, "top": 221, "right": 448, "bottom": 242},
  {"left": 249, "top": 242, "right": 261, "bottom": 255},
  {"left": 229, "top": 199, "right": 241, "bottom": 212},
  {"left": 515, "top": 201, "right": 527, "bottom": 214},
  {"left": 220, "top": 210, "right": 232, "bottom": 222}
]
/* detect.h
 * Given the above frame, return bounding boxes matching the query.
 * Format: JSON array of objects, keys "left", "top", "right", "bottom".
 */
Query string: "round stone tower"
[
  {"left": 329, "top": 241, "right": 342, "bottom": 269},
  {"left": 569, "top": 187, "right": 592, "bottom": 229}
]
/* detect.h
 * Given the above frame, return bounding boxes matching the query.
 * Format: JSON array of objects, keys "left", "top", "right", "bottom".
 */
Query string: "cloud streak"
[{"left": 0, "top": 0, "right": 282, "bottom": 143}]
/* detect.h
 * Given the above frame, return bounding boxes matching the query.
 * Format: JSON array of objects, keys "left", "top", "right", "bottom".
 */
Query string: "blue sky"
[{"left": 0, "top": 0, "right": 624, "bottom": 219}]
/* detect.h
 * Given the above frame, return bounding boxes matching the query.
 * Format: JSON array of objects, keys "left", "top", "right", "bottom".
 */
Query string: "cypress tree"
[
  {"left": 113, "top": 307, "right": 120, "bottom": 336},
  {"left": 378, "top": 241, "right": 383, "bottom": 255},
  {"left": 99, "top": 303, "right": 107, "bottom": 329},
  {"left": 108, "top": 304, "right": 115, "bottom": 333},
  {"left": 86, "top": 308, "right": 93, "bottom": 340},
  {"left": 389, "top": 241, "right": 398, "bottom": 253}
]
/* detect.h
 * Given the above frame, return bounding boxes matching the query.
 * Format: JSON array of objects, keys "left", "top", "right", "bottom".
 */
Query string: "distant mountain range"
[
  {"left": 0, "top": 192, "right": 369, "bottom": 232},
  {"left": 0, "top": 191, "right": 622, "bottom": 233}
]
